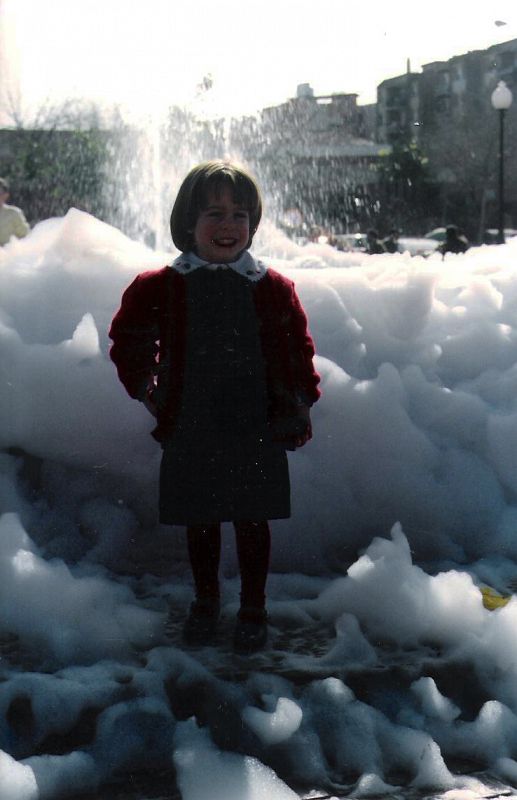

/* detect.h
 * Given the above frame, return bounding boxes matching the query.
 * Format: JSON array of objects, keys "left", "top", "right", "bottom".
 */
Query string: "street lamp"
[{"left": 491, "top": 80, "right": 513, "bottom": 244}]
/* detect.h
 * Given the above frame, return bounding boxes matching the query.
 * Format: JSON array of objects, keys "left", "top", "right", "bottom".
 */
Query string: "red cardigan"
[{"left": 109, "top": 265, "right": 321, "bottom": 442}]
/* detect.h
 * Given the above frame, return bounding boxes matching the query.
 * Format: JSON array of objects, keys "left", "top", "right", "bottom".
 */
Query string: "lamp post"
[{"left": 491, "top": 80, "right": 513, "bottom": 244}]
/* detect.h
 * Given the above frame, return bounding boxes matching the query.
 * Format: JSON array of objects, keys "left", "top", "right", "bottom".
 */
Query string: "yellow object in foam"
[{"left": 480, "top": 586, "right": 511, "bottom": 610}]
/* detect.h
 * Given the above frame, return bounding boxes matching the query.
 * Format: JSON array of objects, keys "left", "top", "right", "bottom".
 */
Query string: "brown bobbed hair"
[{"left": 170, "top": 160, "right": 262, "bottom": 252}]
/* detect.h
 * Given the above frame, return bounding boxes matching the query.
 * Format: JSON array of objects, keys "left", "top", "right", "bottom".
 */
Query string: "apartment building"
[
  {"left": 376, "top": 38, "right": 517, "bottom": 144},
  {"left": 376, "top": 68, "right": 421, "bottom": 143}
]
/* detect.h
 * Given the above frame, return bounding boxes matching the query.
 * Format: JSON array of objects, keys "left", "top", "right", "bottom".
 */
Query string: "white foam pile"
[{"left": 2, "top": 209, "right": 517, "bottom": 798}]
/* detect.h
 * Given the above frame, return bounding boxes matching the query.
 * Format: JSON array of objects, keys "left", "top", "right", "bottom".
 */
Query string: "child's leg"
[
  {"left": 180, "top": 524, "right": 221, "bottom": 644},
  {"left": 186, "top": 524, "right": 221, "bottom": 602},
  {"left": 234, "top": 520, "right": 271, "bottom": 611}
]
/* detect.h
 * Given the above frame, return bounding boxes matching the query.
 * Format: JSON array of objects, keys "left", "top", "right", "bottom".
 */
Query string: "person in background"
[
  {"left": 383, "top": 228, "right": 401, "bottom": 254},
  {"left": 438, "top": 225, "right": 470, "bottom": 256},
  {"left": 0, "top": 178, "right": 29, "bottom": 246},
  {"left": 109, "top": 160, "right": 321, "bottom": 654},
  {"left": 366, "top": 228, "right": 386, "bottom": 254}
]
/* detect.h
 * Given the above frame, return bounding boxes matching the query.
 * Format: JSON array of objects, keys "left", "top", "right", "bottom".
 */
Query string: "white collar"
[{"left": 170, "top": 250, "right": 267, "bottom": 283}]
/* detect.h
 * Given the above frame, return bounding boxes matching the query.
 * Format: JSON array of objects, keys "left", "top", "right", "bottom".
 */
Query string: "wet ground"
[
  {"left": 3, "top": 562, "right": 517, "bottom": 800},
  {"left": 4, "top": 625, "right": 517, "bottom": 800},
  {"left": 67, "top": 771, "right": 517, "bottom": 800}
]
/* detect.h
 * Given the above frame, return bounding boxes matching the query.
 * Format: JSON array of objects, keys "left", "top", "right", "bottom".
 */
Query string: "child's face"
[{"left": 193, "top": 186, "right": 250, "bottom": 263}]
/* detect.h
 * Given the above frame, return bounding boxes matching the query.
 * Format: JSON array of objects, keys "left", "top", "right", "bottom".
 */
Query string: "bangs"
[{"left": 198, "top": 171, "right": 256, "bottom": 211}]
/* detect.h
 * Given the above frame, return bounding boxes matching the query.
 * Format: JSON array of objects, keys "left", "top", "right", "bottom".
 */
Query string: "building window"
[
  {"left": 436, "top": 96, "right": 451, "bottom": 114},
  {"left": 436, "top": 71, "right": 451, "bottom": 94},
  {"left": 500, "top": 51, "right": 515, "bottom": 69},
  {"left": 388, "top": 87, "right": 403, "bottom": 105}
]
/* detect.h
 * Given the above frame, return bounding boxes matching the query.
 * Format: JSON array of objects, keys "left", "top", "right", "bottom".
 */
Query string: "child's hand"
[
  {"left": 271, "top": 404, "right": 312, "bottom": 449},
  {"left": 142, "top": 383, "right": 158, "bottom": 417},
  {"left": 143, "top": 393, "right": 157, "bottom": 417},
  {"left": 294, "top": 403, "right": 312, "bottom": 448}
]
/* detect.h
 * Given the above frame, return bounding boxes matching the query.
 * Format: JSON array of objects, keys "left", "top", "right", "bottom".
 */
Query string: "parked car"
[
  {"left": 398, "top": 237, "right": 439, "bottom": 257},
  {"left": 424, "top": 226, "right": 470, "bottom": 251},
  {"left": 424, "top": 227, "right": 448, "bottom": 242},
  {"left": 482, "top": 228, "right": 517, "bottom": 244},
  {"left": 332, "top": 233, "right": 438, "bottom": 257}
]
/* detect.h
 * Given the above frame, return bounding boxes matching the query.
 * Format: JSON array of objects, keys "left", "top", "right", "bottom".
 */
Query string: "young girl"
[{"left": 109, "top": 160, "right": 320, "bottom": 653}]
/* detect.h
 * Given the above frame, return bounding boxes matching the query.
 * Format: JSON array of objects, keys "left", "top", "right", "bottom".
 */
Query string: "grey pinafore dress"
[{"left": 159, "top": 267, "right": 290, "bottom": 525}]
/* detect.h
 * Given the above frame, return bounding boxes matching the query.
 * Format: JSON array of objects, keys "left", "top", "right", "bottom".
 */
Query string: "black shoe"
[
  {"left": 233, "top": 607, "right": 268, "bottom": 654},
  {"left": 182, "top": 598, "right": 220, "bottom": 645}
]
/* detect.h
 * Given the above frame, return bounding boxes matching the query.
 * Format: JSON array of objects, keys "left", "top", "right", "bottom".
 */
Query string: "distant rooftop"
[
  {"left": 294, "top": 82, "right": 358, "bottom": 101},
  {"left": 274, "top": 138, "right": 390, "bottom": 159}
]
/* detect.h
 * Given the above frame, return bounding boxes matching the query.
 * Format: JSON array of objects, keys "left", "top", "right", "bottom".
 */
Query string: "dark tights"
[{"left": 186, "top": 521, "right": 271, "bottom": 609}]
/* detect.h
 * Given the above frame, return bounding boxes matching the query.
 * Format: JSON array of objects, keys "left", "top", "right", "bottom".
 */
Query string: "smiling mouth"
[{"left": 212, "top": 238, "right": 238, "bottom": 247}]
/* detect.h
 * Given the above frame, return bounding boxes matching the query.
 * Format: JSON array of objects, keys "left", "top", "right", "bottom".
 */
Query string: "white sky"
[{"left": 3, "top": 0, "right": 517, "bottom": 121}]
